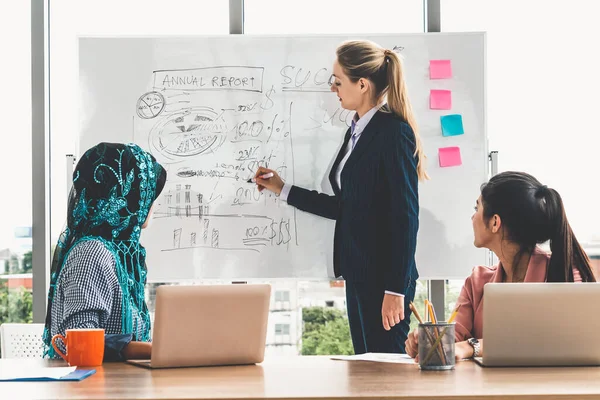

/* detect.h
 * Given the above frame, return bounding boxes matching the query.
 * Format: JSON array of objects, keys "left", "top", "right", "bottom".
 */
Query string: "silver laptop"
[
  {"left": 475, "top": 283, "right": 600, "bottom": 367},
  {"left": 128, "top": 283, "right": 271, "bottom": 369}
]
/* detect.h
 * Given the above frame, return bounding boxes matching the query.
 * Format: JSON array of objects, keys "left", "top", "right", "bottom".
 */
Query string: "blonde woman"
[{"left": 255, "top": 40, "right": 427, "bottom": 354}]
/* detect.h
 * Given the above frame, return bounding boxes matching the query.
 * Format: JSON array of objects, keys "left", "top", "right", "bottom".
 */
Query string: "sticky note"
[
  {"left": 430, "top": 90, "right": 452, "bottom": 110},
  {"left": 440, "top": 114, "right": 464, "bottom": 137},
  {"left": 430, "top": 60, "right": 452, "bottom": 79},
  {"left": 439, "top": 147, "right": 462, "bottom": 168}
]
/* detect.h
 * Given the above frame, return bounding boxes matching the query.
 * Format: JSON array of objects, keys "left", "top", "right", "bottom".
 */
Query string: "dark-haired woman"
[
  {"left": 42, "top": 142, "right": 167, "bottom": 361},
  {"left": 405, "top": 171, "right": 596, "bottom": 360}
]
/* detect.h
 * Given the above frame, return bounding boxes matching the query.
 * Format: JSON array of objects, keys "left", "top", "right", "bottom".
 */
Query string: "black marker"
[{"left": 247, "top": 172, "right": 274, "bottom": 183}]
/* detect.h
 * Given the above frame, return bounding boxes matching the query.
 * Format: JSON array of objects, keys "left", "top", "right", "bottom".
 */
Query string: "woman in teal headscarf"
[{"left": 43, "top": 142, "right": 167, "bottom": 361}]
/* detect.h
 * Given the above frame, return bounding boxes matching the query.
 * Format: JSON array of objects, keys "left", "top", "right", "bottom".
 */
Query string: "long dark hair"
[{"left": 480, "top": 171, "right": 595, "bottom": 282}]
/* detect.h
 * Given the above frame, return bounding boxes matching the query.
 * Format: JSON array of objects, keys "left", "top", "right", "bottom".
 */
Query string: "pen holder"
[{"left": 418, "top": 323, "right": 455, "bottom": 371}]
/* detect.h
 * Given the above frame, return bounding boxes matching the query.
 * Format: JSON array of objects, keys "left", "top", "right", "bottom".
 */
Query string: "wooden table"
[{"left": 3, "top": 356, "right": 600, "bottom": 399}]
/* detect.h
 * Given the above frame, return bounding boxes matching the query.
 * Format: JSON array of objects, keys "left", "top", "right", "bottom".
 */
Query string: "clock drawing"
[{"left": 136, "top": 91, "right": 166, "bottom": 119}]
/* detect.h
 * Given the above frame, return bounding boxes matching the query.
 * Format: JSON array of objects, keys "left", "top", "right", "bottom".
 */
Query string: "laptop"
[
  {"left": 475, "top": 283, "right": 600, "bottom": 367},
  {"left": 128, "top": 283, "right": 271, "bottom": 369}
]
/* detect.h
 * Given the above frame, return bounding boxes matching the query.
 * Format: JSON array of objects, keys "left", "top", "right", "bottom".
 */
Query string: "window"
[
  {"left": 409, "top": 280, "right": 429, "bottom": 332},
  {"left": 0, "top": 1, "right": 33, "bottom": 333},
  {"left": 244, "top": 0, "right": 424, "bottom": 34},
  {"left": 14, "top": 227, "right": 33, "bottom": 239},
  {"left": 441, "top": 0, "right": 600, "bottom": 245},
  {"left": 273, "top": 289, "right": 293, "bottom": 312},
  {"left": 49, "top": 0, "right": 229, "bottom": 246},
  {"left": 275, "top": 291, "right": 291, "bottom": 302},
  {"left": 444, "top": 279, "right": 464, "bottom": 317},
  {"left": 39, "top": 1, "right": 489, "bottom": 358},
  {"left": 441, "top": 0, "right": 600, "bottom": 313},
  {"left": 275, "top": 323, "right": 290, "bottom": 336}
]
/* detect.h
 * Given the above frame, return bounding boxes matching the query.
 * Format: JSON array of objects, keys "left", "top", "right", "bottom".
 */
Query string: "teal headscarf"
[{"left": 43, "top": 143, "right": 167, "bottom": 357}]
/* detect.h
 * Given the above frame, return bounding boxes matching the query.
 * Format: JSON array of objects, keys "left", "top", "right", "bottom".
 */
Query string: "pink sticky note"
[
  {"left": 430, "top": 90, "right": 452, "bottom": 110},
  {"left": 439, "top": 147, "right": 462, "bottom": 168},
  {"left": 430, "top": 60, "right": 452, "bottom": 79}
]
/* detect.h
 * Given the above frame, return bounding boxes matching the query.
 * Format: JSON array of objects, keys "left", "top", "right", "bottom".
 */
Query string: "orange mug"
[{"left": 51, "top": 328, "right": 105, "bottom": 367}]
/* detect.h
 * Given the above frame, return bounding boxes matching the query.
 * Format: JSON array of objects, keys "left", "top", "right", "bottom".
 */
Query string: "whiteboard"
[{"left": 78, "top": 33, "right": 487, "bottom": 281}]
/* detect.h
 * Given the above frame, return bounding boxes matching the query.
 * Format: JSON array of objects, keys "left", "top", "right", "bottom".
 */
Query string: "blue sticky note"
[{"left": 440, "top": 114, "right": 464, "bottom": 137}]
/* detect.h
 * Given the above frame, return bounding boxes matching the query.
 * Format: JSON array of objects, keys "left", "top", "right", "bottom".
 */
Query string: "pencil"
[
  {"left": 409, "top": 302, "right": 424, "bottom": 324},
  {"left": 426, "top": 300, "right": 438, "bottom": 324},
  {"left": 447, "top": 304, "right": 461, "bottom": 324},
  {"left": 425, "top": 300, "right": 447, "bottom": 365}
]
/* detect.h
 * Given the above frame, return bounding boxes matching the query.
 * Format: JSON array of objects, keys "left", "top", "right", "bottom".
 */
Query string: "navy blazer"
[{"left": 287, "top": 109, "right": 419, "bottom": 294}]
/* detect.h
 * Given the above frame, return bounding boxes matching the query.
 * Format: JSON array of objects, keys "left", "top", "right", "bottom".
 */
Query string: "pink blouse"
[{"left": 454, "top": 247, "right": 582, "bottom": 341}]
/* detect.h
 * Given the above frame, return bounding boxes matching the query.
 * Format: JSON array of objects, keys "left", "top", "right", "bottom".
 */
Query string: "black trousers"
[{"left": 345, "top": 279, "right": 416, "bottom": 354}]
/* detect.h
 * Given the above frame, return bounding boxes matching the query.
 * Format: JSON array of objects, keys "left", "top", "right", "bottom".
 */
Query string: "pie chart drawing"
[
  {"left": 149, "top": 107, "right": 228, "bottom": 162},
  {"left": 137, "top": 91, "right": 166, "bottom": 119}
]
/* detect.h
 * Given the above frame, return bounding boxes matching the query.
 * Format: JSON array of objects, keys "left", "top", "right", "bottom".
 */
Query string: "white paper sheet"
[{"left": 331, "top": 352, "right": 417, "bottom": 364}]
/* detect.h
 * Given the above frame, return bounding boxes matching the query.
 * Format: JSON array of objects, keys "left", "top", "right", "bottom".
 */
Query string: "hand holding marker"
[
  {"left": 252, "top": 167, "right": 284, "bottom": 194},
  {"left": 247, "top": 172, "right": 274, "bottom": 183}
]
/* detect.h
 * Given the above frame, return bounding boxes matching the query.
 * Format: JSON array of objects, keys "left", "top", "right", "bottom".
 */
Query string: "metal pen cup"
[{"left": 418, "top": 322, "right": 455, "bottom": 370}]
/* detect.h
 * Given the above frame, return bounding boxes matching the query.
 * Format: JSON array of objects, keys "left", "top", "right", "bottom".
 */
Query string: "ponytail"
[
  {"left": 335, "top": 40, "right": 429, "bottom": 182},
  {"left": 384, "top": 50, "right": 429, "bottom": 181},
  {"left": 543, "top": 188, "right": 596, "bottom": 282}
]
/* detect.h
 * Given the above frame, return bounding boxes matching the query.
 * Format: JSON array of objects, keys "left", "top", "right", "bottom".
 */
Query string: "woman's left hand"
[
  {"left": 455, "top": 341, "right": 474, "bottom": 361},
  {"left": 381, "top": 294, "right": 404, "bottom": 331}
]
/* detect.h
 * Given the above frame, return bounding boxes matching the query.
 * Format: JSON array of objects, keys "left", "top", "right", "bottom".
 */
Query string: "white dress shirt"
[
  {"left": 279, "top": 105, "right": 404, "bottom": 298},
  {"left": 332, "top": 104, "right": 380, "bottom": 191}
]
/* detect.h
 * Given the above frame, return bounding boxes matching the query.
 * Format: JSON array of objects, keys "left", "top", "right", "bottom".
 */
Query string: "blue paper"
[
  {"left": 440, "top": 114, "right": 464, "bottom": 137},
  {"left": 0, "top": 369, "right": 96, "bottom": 382}
]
